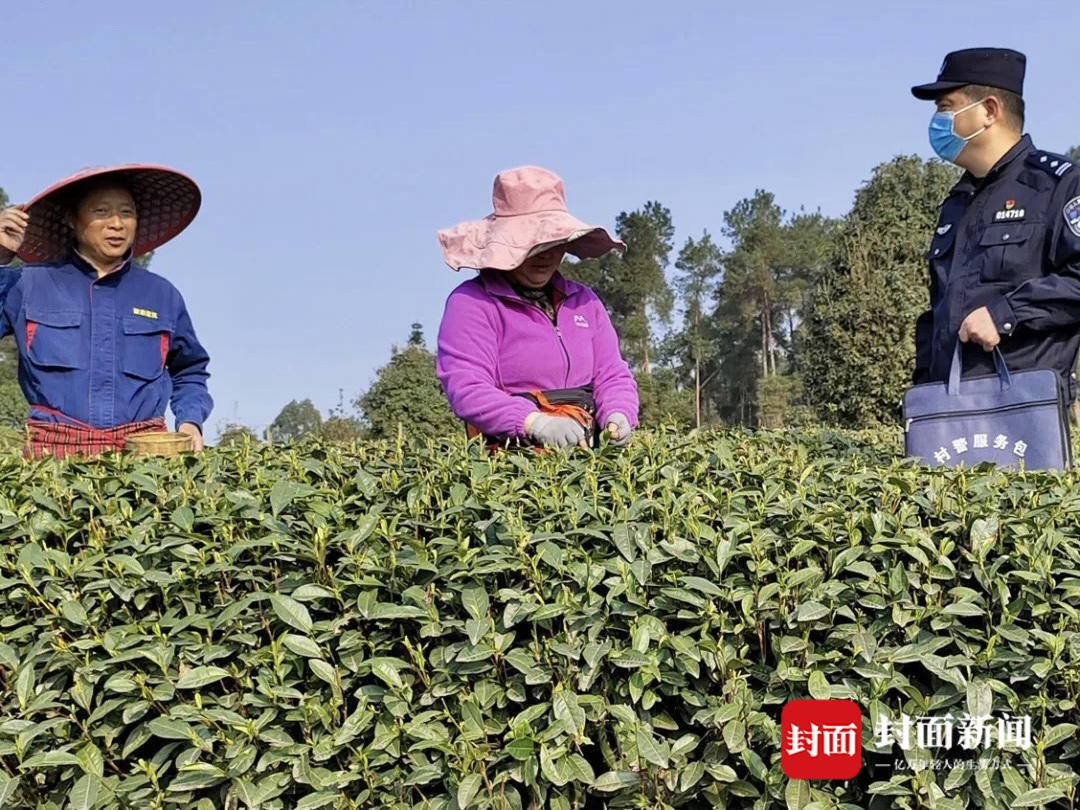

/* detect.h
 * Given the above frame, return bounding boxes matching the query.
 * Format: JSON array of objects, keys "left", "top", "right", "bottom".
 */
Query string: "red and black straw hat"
[{"left": 16, "top": 164, "right": 201, "bottom": 263}]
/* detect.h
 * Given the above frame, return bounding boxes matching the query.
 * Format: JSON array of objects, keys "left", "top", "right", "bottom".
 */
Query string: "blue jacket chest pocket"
[
  {"left": 978, "top": 222, "right": 1042, "bottom": 283},
  {"left": 25, "top": 308, "right": 86, "bottom": 369},
  {"left": 122, "top": 317, "right": 172, "bottom": 381}
]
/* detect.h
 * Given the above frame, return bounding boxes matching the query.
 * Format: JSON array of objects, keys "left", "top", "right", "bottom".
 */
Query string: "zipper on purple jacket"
[
  {"left": 553, "top": 322, "right": 571, "bottom": 387},
  {"left": 494, "top": 290, "right": 573, "bottom": 387},
  {"left": 545, "top": 295, "right": 571, "bottom": 387}
]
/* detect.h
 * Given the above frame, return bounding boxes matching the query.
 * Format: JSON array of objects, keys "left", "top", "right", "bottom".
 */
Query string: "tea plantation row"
[{"left": 0, "top": 428, "right": 1077, "bottom": 809}]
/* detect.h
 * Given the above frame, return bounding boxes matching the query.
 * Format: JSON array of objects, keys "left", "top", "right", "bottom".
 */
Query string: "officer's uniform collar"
[{"left": 956, "top": 134, "right": 1034, "bottom": 192}]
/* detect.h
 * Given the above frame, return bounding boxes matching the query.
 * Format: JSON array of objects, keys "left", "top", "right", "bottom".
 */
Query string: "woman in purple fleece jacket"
[{"left": 436, "top": 166, "right": 639, "bottom": 449}]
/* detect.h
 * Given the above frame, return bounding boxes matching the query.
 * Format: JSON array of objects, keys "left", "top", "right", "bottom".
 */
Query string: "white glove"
[
  {"left": 605, "top": 412, "right": 633, "bottom": 445},
  {"left": 524, "top": 412, "right": 586, "bottom": 448}
]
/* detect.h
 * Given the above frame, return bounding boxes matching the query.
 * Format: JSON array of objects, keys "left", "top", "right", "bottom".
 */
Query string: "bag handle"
[{"left": 947, "top": 341, "right": 1012, "bottom": 395}]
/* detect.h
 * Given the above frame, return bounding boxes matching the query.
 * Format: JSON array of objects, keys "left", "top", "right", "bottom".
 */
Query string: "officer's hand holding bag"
[{"left": 958, "top": 307, "right": 1001, "bottom": 351}]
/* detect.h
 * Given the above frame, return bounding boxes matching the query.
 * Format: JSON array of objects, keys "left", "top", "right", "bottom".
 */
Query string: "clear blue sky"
[{"left": 5, "top": 1, "right": 1078, "bottom": 439}]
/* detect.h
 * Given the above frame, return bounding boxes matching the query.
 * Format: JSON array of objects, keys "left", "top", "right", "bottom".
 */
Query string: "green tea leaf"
[
  {"left": 507, "top": 737, "right": 535, "bottom": 760},
  {"left": 270, "top": 479, "right": 307, "bottom": 516},
  {"left": 681, "top": 576, "right": 724, "bottom": 597},
  {"left": 283, "top": 634, "right": 323, "bottom": 658},
  {"left": 784, "top": 778, "right": 812, "bottom": 809},
  {"left": 20, "top": 751, "right": 81, "bottom": 769},
  {"left": 368, "top": 603, "right": 427, "bottom": 620},
  {"left": 1011, "top": 787, "right": 1068, "bottom": 806},
  {"left": 371, "top": 660, "right": 404, "bottom": 689},
  {"left": 593, "top": 771, "right": 639, "bottom": 792},
  {"left": 457, "top": 773, "right": 483, "bottom": 807},
  {"left": 68, "top": 774, "right": 99, "bottom": 810},
  {"left": 796, "top": 601, "right": 829, "bottom": 622},
  {"left": 966, "top": 681, "right": 993, "bottom": 718},
  {"left": 462, "top": 586, "right": 490, "bottom": 622},
  {"left": 270, "top": 593, "right": 313, "bottom": 634},
  {"left": 563, "top": 753, "right": 595, "bottom": 785},
  {"left": 148, "top": 717, "right": 194, "bottom": 741},
  {"left": 943, "top": 602, "right": 984, "bottom": 617},
  {"left": 635, "top": 727, "right": 669, "bottom": 768},
  {"left": 1042, "top": 722, "right": 1078, "bottom": 749},
  {"left": 171, "top": 505, "right": 195, "bottom": 532},
  {"left": 61, "top": 600, "right": 89, "bottom": 626},
  {"left": 0, "top": 775, "right": 19, "bottom": 806},
  {"left": 76, "top": 742, "right": 104, "bottom": 778},
  {"left": 168, "top": 763, "right": 227, "bottom": 791},
  {"left": 309, "top": 659, "right": 338, "bottom": 685},
  {"left": 16, "top": 663, "right": 34, "bottom": 709},
  {"left": 176, "top": 666, "right": 230, "bottom": 689},
  {"left": 807, "top": 670, "right": 831, "bottom": 700},
  {"left": 295, "top": 791, "right": 339, "bottom": 810},
  {"left": 680, "top": 761, "right": 706, "bottom": 792}
]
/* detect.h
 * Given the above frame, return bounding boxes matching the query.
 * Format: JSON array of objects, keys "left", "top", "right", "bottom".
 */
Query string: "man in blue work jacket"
[
  {"left": 0, "top": 164, "right": 212, "bottom": 457},
  {"left": 912, "top": 49, "right": 1080, "bottom": 400}
]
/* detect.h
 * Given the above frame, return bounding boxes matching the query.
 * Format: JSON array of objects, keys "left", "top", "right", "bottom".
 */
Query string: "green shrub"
[{"left": 0, "top": 428, "right": 1077, "bottom": 809}]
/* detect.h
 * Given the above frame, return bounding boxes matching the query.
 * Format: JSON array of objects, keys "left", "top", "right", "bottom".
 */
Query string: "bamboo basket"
[{"left": 125, "top": 432, "right": 193, "bottom": 457}]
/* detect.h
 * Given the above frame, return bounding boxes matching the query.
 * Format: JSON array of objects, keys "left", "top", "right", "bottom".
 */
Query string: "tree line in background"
[
  {"left": 217, "top": 323, "right": 459, "bottom": 447},
  {"left": 4, "top": 145, "right": 1080, "bottom": 444}
]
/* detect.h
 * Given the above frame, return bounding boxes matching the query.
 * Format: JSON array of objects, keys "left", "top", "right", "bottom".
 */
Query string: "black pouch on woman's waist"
[
  {"left": 464, "top": 384, "right": 597, "bottom": 450},
  {"left": 513, "top": 385, "right": 595, "bottom": 411},
  {"left": 512, "top": 384, "right": 597, "bottom": 448}
]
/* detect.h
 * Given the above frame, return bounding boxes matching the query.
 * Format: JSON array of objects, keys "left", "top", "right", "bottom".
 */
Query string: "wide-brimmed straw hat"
[
  {"left": 16, "top": 164, "right": 201, "bottom": 263},
  {"left": 437, "top": 166, "right": 624, "bottom": 272}
]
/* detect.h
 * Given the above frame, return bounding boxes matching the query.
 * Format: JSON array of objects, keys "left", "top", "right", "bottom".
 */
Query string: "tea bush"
[{"left": 0, "top": 428, "right": 1078, "bottom": 809}]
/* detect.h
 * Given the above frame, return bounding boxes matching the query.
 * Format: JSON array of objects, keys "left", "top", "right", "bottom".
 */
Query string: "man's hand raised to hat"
[{"left": 0, "top": 207, "right": 29, "bottom": 264}]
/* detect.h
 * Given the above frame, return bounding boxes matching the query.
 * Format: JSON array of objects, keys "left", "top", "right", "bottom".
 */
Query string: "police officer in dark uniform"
[{"left": 912, "top": 48, "right": 1080, "bottom": 401}]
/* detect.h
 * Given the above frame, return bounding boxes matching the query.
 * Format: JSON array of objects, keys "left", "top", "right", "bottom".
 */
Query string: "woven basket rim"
[{"left": 126, "top": 433, "right": 193, "bottom": 446}]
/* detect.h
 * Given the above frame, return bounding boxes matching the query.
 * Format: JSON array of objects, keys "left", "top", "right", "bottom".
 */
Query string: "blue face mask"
[{"left": 929, "top": 98, "right": 988, "bottom": 162}]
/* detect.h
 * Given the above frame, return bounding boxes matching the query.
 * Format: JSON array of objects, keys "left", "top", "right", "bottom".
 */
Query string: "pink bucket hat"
[
  {"left": 437, "top": 166, "right": 624, "bottom": 271},
  {"left": 16, "top": 164, "right": 201, "bottom": 264}
]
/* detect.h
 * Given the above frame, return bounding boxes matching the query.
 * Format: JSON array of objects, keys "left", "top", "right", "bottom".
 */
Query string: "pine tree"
[
  {"left": 356, "top": 325, "right": 458, "bottom": 441},
  {"left": 564, "top": 202, "right": 674, "bottom": 373},
  {"left": 216, "top": 423, "right": 260, "bottom": 447},
  {"left": 800, "top": 156, "right": 959, "bottom": 425},
  {"left": 267, "top": 399, "right": 323, "bottom": 443},
  {"left": 673, "top": 232, "right": 723, "bottom": 427}
]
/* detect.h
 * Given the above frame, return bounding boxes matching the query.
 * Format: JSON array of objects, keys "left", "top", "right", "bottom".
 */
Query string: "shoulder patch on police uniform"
[
  {"left": 1065, "top": 197, "right": 1080, "bottom": 238},
  {"left": 1028, "top": 151, "right": 1074, "bottom": 179}
]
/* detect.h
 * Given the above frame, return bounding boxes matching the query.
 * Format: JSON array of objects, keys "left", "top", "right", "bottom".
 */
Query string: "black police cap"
[{"left": 912, "top": 48, "right": 1026, "bottom": 100}]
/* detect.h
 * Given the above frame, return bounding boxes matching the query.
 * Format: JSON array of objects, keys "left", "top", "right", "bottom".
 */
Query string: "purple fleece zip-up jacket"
[{"left": 436, "top": 269, "right": 639, "bottom": 438}]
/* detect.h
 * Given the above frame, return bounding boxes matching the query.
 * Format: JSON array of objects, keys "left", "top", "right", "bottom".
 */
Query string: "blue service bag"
[{"left": 903, "top": 343, "right": 1072, "bottom": 471}]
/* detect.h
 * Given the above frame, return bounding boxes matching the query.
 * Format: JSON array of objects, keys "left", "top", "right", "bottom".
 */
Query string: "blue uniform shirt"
[
  {"left": 915, "top": 135, "right": 1080, "bottom": 398},
  {"left": 0, "top": 252, "right": 212, "bottom": 430}
]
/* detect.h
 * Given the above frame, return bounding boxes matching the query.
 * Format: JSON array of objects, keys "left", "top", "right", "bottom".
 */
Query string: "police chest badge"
[
  {"left": 994, "top": 199, "right": 1025, "bottom": 221},
  {"left": 1065, "top": 196, "right": 1080, "bottom": 238}
]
